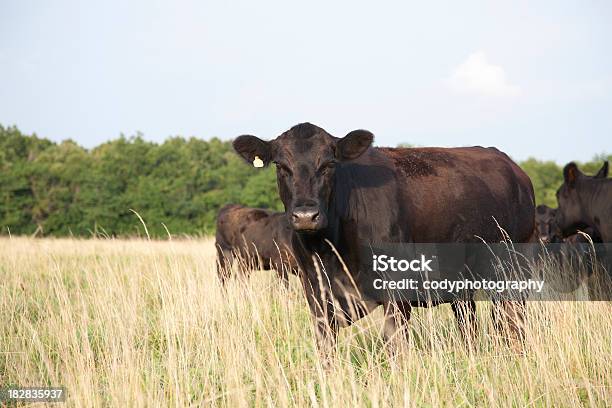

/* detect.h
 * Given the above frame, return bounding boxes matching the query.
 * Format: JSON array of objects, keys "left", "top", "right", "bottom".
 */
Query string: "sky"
[{"left": 1, "top": 0, "right": 611, "bottom": 163}]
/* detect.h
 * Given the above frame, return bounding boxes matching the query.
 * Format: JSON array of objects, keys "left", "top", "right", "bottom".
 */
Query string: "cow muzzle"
[{"left": 291, "top": 206, "right": 327, "bottom": 232}]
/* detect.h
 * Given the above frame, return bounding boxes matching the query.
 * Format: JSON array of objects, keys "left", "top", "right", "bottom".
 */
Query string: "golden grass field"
[{"left": 1, "top": 237, "right": 610, "bottom": 407}]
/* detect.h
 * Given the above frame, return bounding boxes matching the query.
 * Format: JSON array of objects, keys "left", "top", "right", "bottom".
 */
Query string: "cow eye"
[
  {"left": 317, "top": 161, "right": 336, "bottom": 175},
  {"left": 274, "top": 162, "right": 293, "bottom": 176}
]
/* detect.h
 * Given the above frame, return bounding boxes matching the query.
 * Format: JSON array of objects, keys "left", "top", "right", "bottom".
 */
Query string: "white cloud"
[{"left": 448, "top": 51, "right": 521, "bottom": 97}]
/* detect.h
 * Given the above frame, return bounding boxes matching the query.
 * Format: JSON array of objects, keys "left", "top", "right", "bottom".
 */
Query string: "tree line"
[{"left": 0, "top": 124, "right": 609, "bottom": 238}]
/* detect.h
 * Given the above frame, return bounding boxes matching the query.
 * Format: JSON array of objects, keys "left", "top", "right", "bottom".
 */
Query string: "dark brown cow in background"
[
  {"left": 556, "top": 161, "right": 610, "bottom": 242},
  {"left": 215, "top": 204, "right": 299, "bottom": 285},
  {"left": 233, "top": 122, "right": 536, "bottom": 354},
  {"left": 554, "top": 161, "right": 611, "bottom": 296},
  {"left": 537, "top": 162, "right": 608, "bottom": 244}
]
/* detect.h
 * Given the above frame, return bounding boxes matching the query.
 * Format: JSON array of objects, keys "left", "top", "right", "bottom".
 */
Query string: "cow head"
[
  {"left": 233, "top": 123, "right": 373, "bottom": 233},
  {"left": 535, "top": 204, "right": 559, "bottom": 243},
  {"left": 555, "top": 161, "right": 608, "bottom": 235}
]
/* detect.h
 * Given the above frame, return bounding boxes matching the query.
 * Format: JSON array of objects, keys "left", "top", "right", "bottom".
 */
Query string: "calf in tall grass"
[{"left": 215, "top": 204, "right": 299, "bottom": 286}]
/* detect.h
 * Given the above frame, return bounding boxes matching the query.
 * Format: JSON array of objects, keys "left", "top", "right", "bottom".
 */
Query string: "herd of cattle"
[{"left": 215, "top": 122, "right": 611, "bottom": 350}]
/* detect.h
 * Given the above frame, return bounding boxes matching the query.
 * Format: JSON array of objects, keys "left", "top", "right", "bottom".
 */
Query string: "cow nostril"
[{"left": 292, "top": 209, "right": 320, "bottom": 225}]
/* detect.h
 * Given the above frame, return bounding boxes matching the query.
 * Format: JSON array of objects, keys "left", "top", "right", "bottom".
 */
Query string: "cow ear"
[
  {"left": 336, "top": 130, "right": 373, "bottom": 160},
  {"left": 563, "top": 162, "right": 582, "bottom": 188},
  {"left": 594, "top": 161, "right": 609, "bottom": 179},
  {"left": 233, "top": 135, "right": 273, "bottom": 167}
]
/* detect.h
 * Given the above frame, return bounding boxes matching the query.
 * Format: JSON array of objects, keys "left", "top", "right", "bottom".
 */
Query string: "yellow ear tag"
[{"left": 253, "top": 156, "right": 264, "bottom": 168}]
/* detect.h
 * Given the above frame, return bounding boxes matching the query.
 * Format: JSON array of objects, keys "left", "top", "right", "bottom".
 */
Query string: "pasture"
[{"left": 0, "top": 237, "right": 610, "bottom": 407}]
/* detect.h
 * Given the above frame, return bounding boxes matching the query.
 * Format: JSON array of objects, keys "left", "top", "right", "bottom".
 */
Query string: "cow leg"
[
  {"left": 277, "top": 267, "right": 290, "bottom": 289},
  {"left": 451, "top": 299, "right": 477, "bottom": 349},
  {"left": 488, "top": 229, "right": 531, "bottom": 350},
  {"left": 382, "top": 300, "right": 412, "bottom": 354},
  {"left": 310, "top": 303, "right": 338, "bottom": 367},
  {"left": 234, "top": 251, "right": 254, "bottom": 280},
  {"left": 491, "top": 299, "right": 526, "bottom": 351},
  {"left": 301, "top": 274, "right": 338, "bottom": 366},
  {"left": 216, "top": 246, "right": 234, "bottom": 285}
]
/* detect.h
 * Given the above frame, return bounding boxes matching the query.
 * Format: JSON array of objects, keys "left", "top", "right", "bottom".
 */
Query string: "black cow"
[
  {"left": 556, "top": 161, "right": 611, "bottom": 242},
  {"left": 215, "top": 204, "right": 299, "bottom": 285},
  {"left": 535, "top": 205, "right": 560, "bottom": 243},
  {"left": 233, "top": 123, "right": 535, "bottom": 353}
]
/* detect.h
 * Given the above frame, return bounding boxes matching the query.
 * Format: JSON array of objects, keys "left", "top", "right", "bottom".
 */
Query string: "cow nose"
[
  {"left": 291, "top": 207, "right": 324, "bottom": 231},
  {"left": 292, "top": 209, "right": 319, "bottom": 223}
]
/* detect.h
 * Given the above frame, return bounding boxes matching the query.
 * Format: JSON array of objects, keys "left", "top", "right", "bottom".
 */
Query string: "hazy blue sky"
[{"left": 1, "top": 0, "right": 611, "bottom": 163}]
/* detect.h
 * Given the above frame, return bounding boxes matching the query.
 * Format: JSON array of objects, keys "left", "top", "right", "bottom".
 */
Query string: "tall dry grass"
[{"left": 0, "top": 237, "right": 610, "bottom": 407}]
